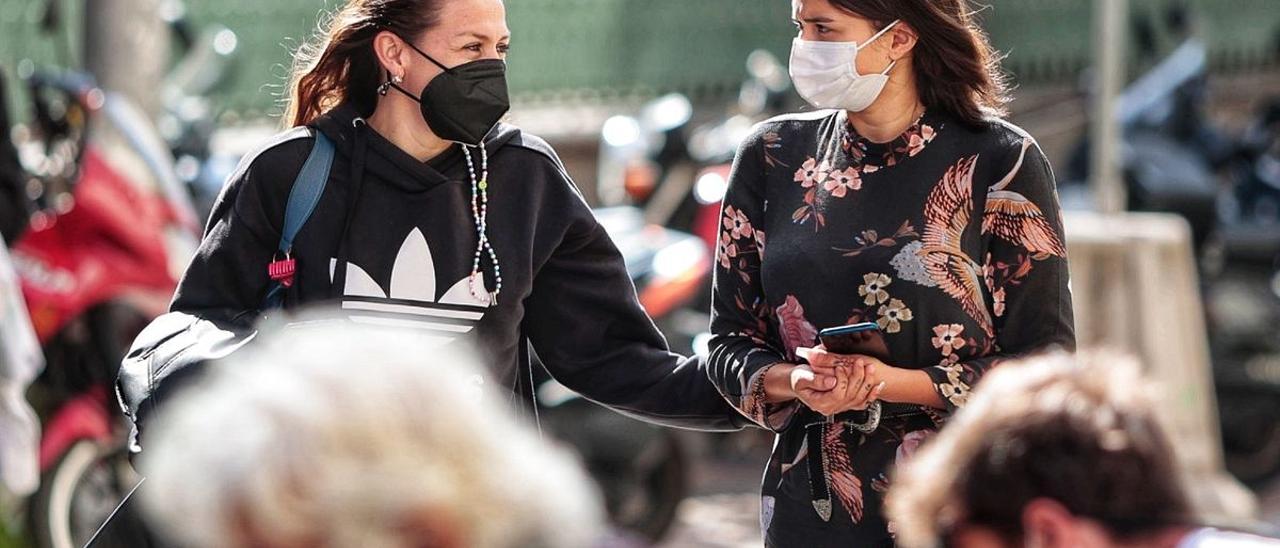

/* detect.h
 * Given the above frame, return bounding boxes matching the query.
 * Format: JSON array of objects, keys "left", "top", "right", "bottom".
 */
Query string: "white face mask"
[{"left": 789, "top": 20, "right": 900, "bottom": 112}]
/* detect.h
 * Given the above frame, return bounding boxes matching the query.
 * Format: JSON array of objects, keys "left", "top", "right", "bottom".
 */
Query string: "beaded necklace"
[{"left": 462, "top": 144, "right": 501, "bottom": 304}]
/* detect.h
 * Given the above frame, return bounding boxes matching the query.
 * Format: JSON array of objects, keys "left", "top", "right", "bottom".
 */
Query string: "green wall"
[{"left": 1, "top": 0, "right": 1276, "bottom": 121}]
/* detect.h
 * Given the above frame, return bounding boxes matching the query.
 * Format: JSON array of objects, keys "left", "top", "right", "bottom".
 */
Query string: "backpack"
[{"left": 116, "top": 130, "right": 336, "bottom": 448}]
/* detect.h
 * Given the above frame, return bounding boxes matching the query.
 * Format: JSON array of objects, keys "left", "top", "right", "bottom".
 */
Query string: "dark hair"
[
  {"left": 284, "top": 0, "right": 441, "bottom": 127},
  {"left": 958, "top": 392, "right": 1194, "bottom": 541},
  {"left": 830, "top": 0, "right": 1011, "bottom": 127},
  {"left": 887, "top": 353, "right": 1198, "bottom": 547}
]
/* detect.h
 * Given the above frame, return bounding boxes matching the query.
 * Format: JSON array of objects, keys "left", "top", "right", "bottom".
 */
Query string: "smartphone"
[{"left": 818, "top": 322, "right": 890, "bottom": 361}]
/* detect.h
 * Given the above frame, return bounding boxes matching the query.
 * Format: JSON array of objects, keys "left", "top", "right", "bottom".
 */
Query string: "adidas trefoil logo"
[{"left": 330, "top": 228, "right": 491, "bottom": 346}]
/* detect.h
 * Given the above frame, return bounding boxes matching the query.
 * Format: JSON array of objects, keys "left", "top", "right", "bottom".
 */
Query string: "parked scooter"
[
  {"left": 1204, "top": 97, "right": 1280, "bottom": 487},
  {"left": 10, "top": 65, "right": 201, "bottom": 548},
  {"left": 1062, "top": 7, "right": 1280, "bottom": 487},
  {"left": 7, "top": 1, "right": 207, "bottom": 542}
]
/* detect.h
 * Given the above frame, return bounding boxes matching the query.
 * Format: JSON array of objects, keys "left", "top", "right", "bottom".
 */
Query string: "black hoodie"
[{"left": 170, "top": 103, "right": 744, "bottom": 431}]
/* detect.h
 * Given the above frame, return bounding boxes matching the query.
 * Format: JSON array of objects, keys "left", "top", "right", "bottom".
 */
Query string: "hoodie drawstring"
[{"left": 329, "top": 118, "right": 370, "bottom": 300}]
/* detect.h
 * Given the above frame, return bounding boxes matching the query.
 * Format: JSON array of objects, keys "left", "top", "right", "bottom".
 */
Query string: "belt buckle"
[{"left": 847, "top": 400, "right": 882, "bottom": 434}]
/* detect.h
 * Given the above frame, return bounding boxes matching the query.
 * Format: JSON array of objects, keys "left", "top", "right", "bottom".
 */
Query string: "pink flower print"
[
  {"left": 896, "top": 430, "right": 935, "bottom": 464},
  {"left": 921, "top": 124, "right": 937, "bottom": 142},
  {"left": 993, "top": 287, "right": 1007, "bottom": 318},
  {"left": 906, "top": 124, "right": 936, "bottom": 157},
  {"left": 823, "top": 166, "right": 863, "bottom": 198},
  {"left": 906, "top": 133, "right": 927, "bottom": 157},
  {"left": 931, "top": 324, "right": 967, "bottom": 356},
  {"left": 776, "top": 295, "right": 818, "bottom": 360},
  {"left": 722, "top": 206, "right": 753, "bottom": 240},
  {"left": 793, "top": 157, "right": 830, "bottom": 189},
  {"left": 717, "top": 231, "right": 738, "bottom": 270}
]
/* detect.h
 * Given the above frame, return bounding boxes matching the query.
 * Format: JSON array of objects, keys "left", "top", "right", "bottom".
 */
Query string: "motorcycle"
[
  {"left": 1204, "top": 97, "right": 1280, "bottom": 487},
  {"left": 6, "top": 1, "right": 211, "bottom": 543},
  {"left": 1061, "top": 6, "right": 1280, "bottom": 487},
  {"left": 10, "top": 67, "right": 201, "bottom": 548}
]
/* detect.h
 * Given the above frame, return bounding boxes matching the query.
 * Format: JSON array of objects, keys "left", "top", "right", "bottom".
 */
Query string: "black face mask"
[{"left": 388, "top": 37, "right": 510, "bottom": 146}]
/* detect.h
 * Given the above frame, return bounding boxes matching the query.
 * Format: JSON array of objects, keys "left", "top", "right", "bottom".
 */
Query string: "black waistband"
[{"left": 828, "top": 402, "right": 925, "bottom": 424}]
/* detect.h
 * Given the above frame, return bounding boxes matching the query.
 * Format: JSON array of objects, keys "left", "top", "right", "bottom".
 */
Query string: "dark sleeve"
[
  {"left": 169, "top": 137, "right": 310, "bottom": 326},
  {"left": 522, "top": 181, "right": 747, "bottom": 432},
  {"left": 705, "top": 125, "right": 800, "bottom": 432},
  {"left": 926, "top": 137, "right": 1076, "bottom": 411}
]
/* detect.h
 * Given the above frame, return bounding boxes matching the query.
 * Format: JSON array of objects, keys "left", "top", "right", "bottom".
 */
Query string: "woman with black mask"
[{"left": 121, "top": 0, "right": 774, "bottom": 446}]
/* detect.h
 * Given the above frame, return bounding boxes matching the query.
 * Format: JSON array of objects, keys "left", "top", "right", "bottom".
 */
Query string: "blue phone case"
[{"left": 818, "top": 322, "right": 880, "bottom": 338}]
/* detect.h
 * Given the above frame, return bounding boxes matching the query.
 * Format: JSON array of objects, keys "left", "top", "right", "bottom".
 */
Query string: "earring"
[{"left": 377, "top": 74, "right": 403, "bottom": 96}]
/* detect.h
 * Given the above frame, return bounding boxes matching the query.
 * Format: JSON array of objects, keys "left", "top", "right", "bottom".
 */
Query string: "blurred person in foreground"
[
  {"left": 137, "top": 321, "right": 609, "bottom": 548},
  {"left": 887, "top": 351, "right": 1280, "bottom": 548}
]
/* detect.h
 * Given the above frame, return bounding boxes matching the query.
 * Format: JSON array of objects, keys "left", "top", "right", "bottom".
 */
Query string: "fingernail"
[
  {"left": 876, "top": 381, "right": 886, "bottom": 391},
  {"left": 795, "top": 348, "right": 813, "bottom": 360},
  {"left": 824, "top": 376, "right": 837, "bottom": 389}
]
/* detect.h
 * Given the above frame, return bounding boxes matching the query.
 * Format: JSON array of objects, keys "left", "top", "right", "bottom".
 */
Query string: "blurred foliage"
[{"left": 0, "top": 0, "right": 1276, "bottom": 122}]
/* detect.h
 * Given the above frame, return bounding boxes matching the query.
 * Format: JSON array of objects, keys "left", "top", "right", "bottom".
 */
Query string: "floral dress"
[{"left": 706, "top": 109, "right": 1075, "bottom": 547}]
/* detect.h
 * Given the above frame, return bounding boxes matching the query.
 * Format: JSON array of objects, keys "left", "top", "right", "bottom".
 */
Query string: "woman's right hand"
[{"left": 762, "top": 363, "right": 834, "bottom": 404}]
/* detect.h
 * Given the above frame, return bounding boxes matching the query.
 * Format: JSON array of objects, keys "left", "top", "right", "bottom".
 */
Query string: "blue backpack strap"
[{"left": 262, "top": 131, "right": 335, "bottom": 309}]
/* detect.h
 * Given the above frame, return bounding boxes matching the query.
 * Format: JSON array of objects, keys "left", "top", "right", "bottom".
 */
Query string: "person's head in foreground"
[
  {"left": 887, "top": 351, "right": 1274, "bottom": 548},
  {"left": 137, "top": 321, "right": 603, "bottom": 548}
]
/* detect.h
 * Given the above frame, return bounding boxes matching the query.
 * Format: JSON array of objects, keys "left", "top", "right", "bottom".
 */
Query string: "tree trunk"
[{"left": 84, "top": 0, "right": 169, "bottom": 117}]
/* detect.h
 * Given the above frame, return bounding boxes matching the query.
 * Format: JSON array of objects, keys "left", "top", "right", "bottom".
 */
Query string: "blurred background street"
[{"left": 0, "top": 0, "right": 1278, "bottom": 546}]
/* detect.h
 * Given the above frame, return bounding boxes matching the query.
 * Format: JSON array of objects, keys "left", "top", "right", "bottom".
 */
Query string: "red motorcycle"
[{"left": 9, "top": 69, "right": 199, "bottom": 548}]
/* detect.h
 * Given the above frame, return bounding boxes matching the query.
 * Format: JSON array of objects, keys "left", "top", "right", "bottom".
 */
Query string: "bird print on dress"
[
  {"left": 983, "top": 138, "right": 1068, "bottom": 258},
  {"left": 918, "top": 155, "right": 994, "bottom": 337},
  {"left": 916, "top": 140, "right": 1067, "bottom": 337}
]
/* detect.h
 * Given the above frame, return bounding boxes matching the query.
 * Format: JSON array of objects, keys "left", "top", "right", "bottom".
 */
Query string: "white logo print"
[{"left": 330, "top": 228, "right": 491, "bottom": 346}]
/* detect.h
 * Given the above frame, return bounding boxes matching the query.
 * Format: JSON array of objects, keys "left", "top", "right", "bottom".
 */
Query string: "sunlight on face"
[
  {"left": 429, "top": 0, "right": 511, "bottom": 62},
  {"left": 791, "top": 0, "right": 896, "bottom": 76},
  {"left": 398, "top": 0, "right": 510, "bottom": 95},
  {"left": 791, "top": 0, "right": 879, "bottom": 43}
]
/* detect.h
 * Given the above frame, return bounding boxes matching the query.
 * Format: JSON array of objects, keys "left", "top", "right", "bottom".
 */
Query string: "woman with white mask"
[{"left": 704, "top": 0, "right": 1075, "bottom": 545}]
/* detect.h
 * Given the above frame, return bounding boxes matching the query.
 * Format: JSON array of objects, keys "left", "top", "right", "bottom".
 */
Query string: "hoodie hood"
[{"left": 311, "top": 102, "right": 522, "bottom": 193}]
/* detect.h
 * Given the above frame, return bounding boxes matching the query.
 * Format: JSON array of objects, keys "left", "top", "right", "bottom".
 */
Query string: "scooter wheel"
[{"left": 27, "top": 439, "right": 136, "bottom": 548}]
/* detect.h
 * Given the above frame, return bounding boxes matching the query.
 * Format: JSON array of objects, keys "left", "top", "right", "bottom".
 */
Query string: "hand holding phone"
[{"left": 817, "top": 322, "right": 890, "bottom": 361}]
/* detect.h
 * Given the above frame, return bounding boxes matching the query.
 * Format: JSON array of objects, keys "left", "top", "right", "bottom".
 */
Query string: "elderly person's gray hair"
[{"left": 138, "top": 321, "right": 603, "bottom": 548}]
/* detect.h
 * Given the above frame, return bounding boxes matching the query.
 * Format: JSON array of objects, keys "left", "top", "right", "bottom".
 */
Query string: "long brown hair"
[
  {"left": 831, "top": 0, "right": 1010, "bottom": 127},
  {"left": 284, "top": 0, "right": 442, "bottom": 127}
]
